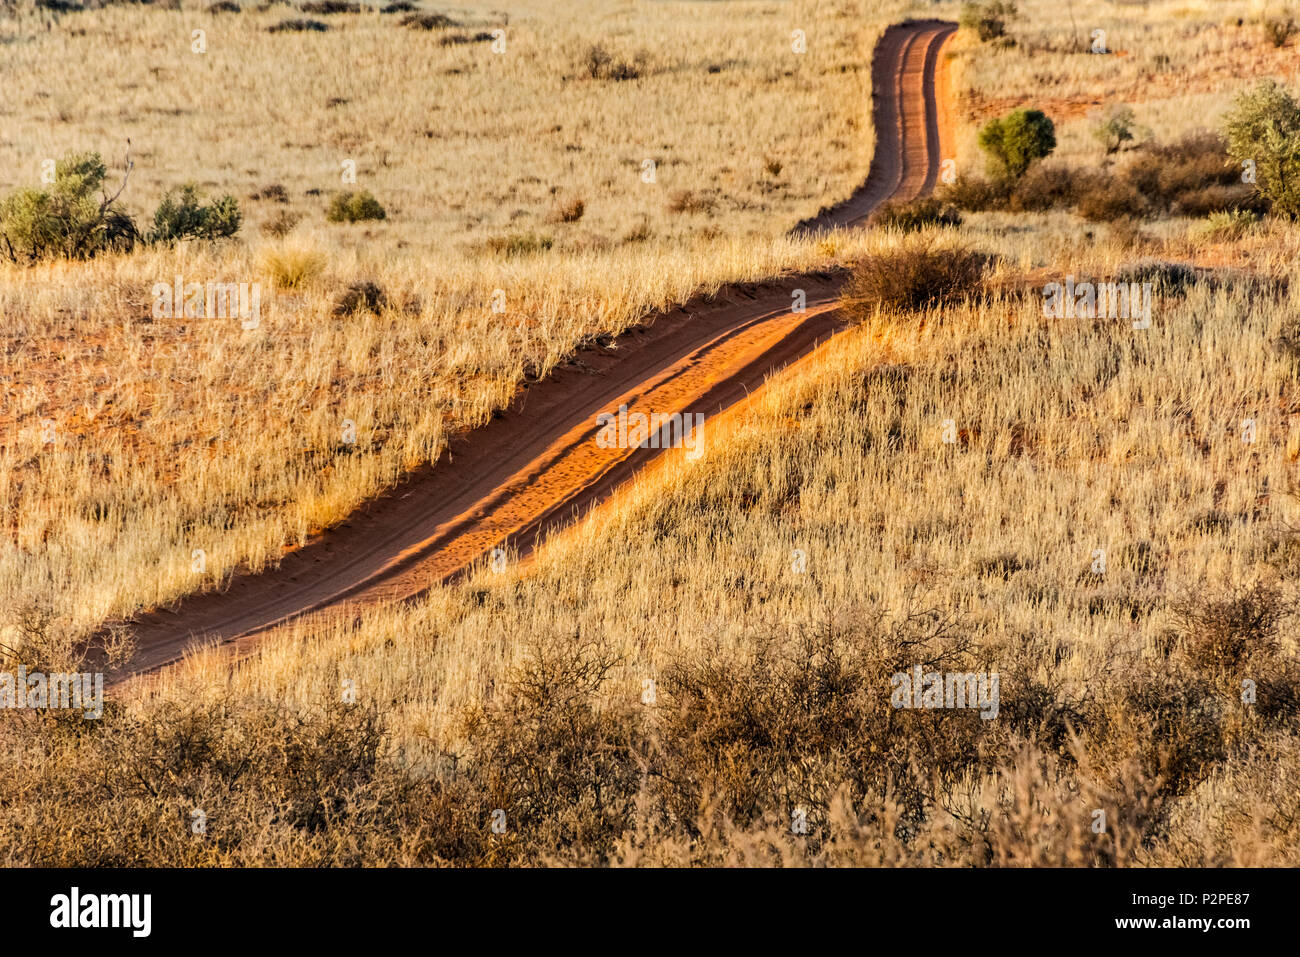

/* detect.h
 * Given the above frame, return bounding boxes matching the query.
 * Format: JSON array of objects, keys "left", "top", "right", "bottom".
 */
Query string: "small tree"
[
  {"left": 0, "top": 150, "right": 138, "bottom": 263},
  {"left": 1222, "top": 80, "right": 1300, "bottom": 218},
  {"left": 978, "top": 108, "right": 1056, "bottom": 179},
  {"left": 1092, "top": 104, "right": 1140, "bottom": 155}
]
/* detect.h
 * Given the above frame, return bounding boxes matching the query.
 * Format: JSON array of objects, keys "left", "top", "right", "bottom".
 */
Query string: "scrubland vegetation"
[{"left": 2, "top": 0, "right": 1300, "bottom": 866}]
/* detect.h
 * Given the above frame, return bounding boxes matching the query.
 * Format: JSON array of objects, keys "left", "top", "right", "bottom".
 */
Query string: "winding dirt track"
[{"left": 110, "top": 19, "right": 958, "bottom": 681}]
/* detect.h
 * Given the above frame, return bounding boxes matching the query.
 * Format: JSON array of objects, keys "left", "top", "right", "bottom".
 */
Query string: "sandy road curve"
[{"left": 108, "top": 19, "right": 958, "bottom": 680}]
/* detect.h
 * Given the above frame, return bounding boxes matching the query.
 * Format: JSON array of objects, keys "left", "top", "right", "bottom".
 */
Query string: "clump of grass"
[
  {"left": 1263, "top": 13, "right": 1297, "bottom": 48},
  {"left": 400, "top": 12, "right": 457, "bottom": 29},
  {"left": 621, "top": 219, "right": 652, "bottom": 243},
  {"left": 872, "top": 196, "right": 961, "bottom": 231},
  {"left": 207, "top": 0, "right": 241, "bottom": 12},
  {"left": 441, "top": 31, "right": 495, "bottom": 45},
  {"left": 666, "top": 189, "right": 715, "bottom": 215},
  {"left": 258, "top": 240, "right": 327, "bottom": 289},
  {"left": 299, "top": 0, "right": 359, "bottom": 12},
  {"left": 326, "top": 190, "right": 387, "bottom": 223},
  {"left": 1115, "top": 257, "right": 1198, "bottom": 292},
  {"left": 380, "top": 1, "right": 416, "bottom": 11},
  {"left": 250, "top": 183, "right": 289, "bottom": 203},
  {"left": 485, "top": 232, "right": 553, "bottom": 257},
  {"left": 333, "top": 280, "right": 388, "bottom": 317},
  {"left": 268, "top": 18, "right": 330, "bottom": 32},
  {"left": 584, "top": 44, "right": 646, "bottom": 81},
  {"left": 549, "top": 197, "right": 585, "bottom": 224},
  {"left": 260, "top": 208, "right": 301, "bottom": 238},
  {"left": 841, "top": 237, "right": 988, "bottom": 316},
  {"left": 960, "top": 0, "right": 1017, "bottom": 42}
]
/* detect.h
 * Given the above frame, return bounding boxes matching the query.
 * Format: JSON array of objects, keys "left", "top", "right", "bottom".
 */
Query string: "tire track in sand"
[{"left": 107, "top": 19, "right": 959, "bottom": 681}]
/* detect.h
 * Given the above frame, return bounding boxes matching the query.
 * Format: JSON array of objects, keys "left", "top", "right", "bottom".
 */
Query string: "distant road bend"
[{"left": 109, "top": 19, "right": 958, "bottom": 680}]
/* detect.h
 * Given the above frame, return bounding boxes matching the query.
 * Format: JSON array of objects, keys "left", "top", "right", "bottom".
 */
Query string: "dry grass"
[
  {"left": 7, "top": 227, "right": 1299, "bottom": 864},
  {"left": 3, "top": 0, "right": 1300, "bottom": 866},
  {"left": 0, "top": 0, "right": 896, "bottom": 633}
]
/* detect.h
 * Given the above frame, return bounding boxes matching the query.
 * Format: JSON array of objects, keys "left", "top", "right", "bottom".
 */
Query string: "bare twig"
[{"left": 99, "top": 139, "right": 134, "bottom": 214}]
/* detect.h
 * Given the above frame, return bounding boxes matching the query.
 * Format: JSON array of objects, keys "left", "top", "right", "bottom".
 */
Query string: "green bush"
[
  {"left": 149, "top": 183, "right": 242, "bottom": 244},
  {"left": 978, "top": 108, "right": 1056, "bottom": 180},
  {"left": 326, "top": 190, "right": 387, "bottom": 223},
  {"left": 1092, "top": 104, "right": 1141, "bottom": 154},
  {"left": 1222, "top": 80, "right": 1300, "bottom": 218},
  {"left": 0, "top": 151, "right": 138, "bottom": 263}
]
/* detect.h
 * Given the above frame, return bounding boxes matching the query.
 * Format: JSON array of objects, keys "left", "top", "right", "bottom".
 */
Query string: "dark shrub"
[
  {"left": 299, "top": 0, "right": 359, "bottom": 11},
  {"left": 260, "top": 208, "right": 301, "bottom": 238},
  {"left": 441, "top": 31, "right": 494, "bottom": 45},
  {"left": 584, "top": 44, "right": 645, "bottom": 81},
  {"left": 250, "top": 183, "right": 289, "bottom": 203},
  {"left": 1264, "top": 14, "right": 1297, "bottom": 48},
  {"left": 872, "top": 196, "right": 962, "bottom": 230},
  {"left": 150, "top": 184, "right": 242, "bottom": 243},
  {"left": 207, "top": 0, "right": 240, "bottom": 11},
  {"left": 1174, "top": 184, "right": 1264, "bottom": 217},
  {"left": 333, "top": 280, "right": 388, "bottom": 316},
  {"left": 841, "top": 237, "right": 988, "bottom": 315},
  {"left": 666, "top": 189, "right": 715, "bottom": 214},
  {"left": 550, "top": 197, "right": 585, "bottom": 223},
  {"left": 268, "top": 17, "right": 329, "bottom": 31},
  {"left": 937, "top": 173, "right": 1013, "bottom": 211},
  {"left": 1122, "top": 131, "right": 1237, "bottom": 211},
  {"left": 960, "top": 1, "right": 1017, "bottom": 42},
  {"left": 1075, "top": 177, "right": 1147, "bottom": 222},
  {"left": 400, "top": 12, "right": 456, "bottom": 29},
  {"left": 1009, "top": 163, "right": 1084, "bottom": 211},
  {"left": 1115, "top": 257, "right": 1198, "bottom": 292}
]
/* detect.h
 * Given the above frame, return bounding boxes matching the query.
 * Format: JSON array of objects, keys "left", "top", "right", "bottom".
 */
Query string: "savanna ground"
[{"left": 2, "top": 0, "right": 1300, "bottom": 865}]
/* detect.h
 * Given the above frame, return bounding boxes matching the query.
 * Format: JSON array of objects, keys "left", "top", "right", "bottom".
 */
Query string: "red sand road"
[{"left": 107, "top": 19, "right": 959, "bottom": 680}]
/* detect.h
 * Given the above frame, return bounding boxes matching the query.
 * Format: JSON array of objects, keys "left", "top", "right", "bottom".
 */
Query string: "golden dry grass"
[
  {"left": 2, "top": 0, "right": 1300, "bottom": 866},
  {"left": 1, "top": 0, "right": 899, "bottom": 632}
]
